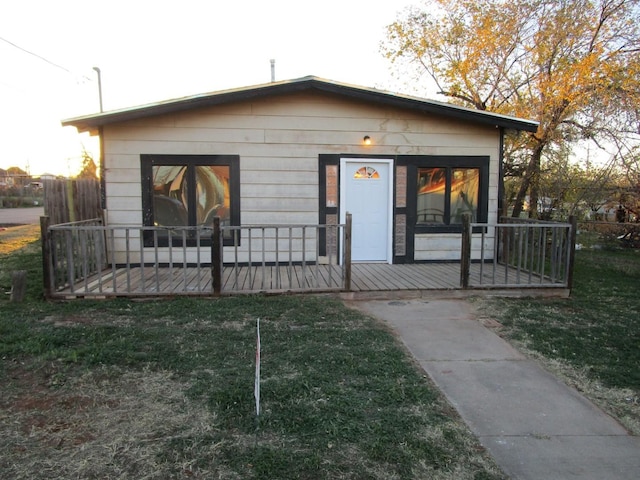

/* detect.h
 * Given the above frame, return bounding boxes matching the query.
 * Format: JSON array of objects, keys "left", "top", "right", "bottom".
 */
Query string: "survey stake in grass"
[{"left": 255, "top": 317, "right": 261, "bottom": 418}]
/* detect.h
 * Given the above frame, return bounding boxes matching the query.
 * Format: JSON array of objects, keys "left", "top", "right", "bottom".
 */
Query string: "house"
[{"left": 61, "top": 76, "right": 538, "bottom": 266}]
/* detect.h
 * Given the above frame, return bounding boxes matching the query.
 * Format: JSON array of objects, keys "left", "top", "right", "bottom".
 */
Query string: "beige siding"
[
  {"left": 102, "top": 90, "right": 501, "bottom": 261},
  {"left": 414, "top": 234, "right": 495, "bottom": 261}
]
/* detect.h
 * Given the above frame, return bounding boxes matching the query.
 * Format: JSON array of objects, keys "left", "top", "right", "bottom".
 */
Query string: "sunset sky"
[{"left": 0, "top": 0, "right": 424, "bottom": 176}]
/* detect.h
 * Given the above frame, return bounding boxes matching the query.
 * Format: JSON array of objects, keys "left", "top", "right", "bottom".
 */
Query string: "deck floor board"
[{"left": 54, "top": 262, "right": 563, "bottom": 297}]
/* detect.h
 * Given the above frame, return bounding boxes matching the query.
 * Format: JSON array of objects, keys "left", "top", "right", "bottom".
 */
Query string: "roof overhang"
[{"left": 61, "top": 76, "right": 539, "bottom": 134}]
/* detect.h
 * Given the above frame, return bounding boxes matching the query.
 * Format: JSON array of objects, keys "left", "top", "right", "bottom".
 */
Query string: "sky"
[{"left": 0, "top": 0, "right": 426, "bottom": 177}]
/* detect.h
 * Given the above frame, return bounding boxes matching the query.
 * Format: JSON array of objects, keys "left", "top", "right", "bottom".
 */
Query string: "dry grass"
[
  {"left": 0, "top": 224, "right": 41, "bottom": 255},
  {"left": 1, "top": 362, "right": 219, "bottom": 479}
]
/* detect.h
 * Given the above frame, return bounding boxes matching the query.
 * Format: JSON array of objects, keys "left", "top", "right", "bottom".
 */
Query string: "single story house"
[{"left": 61, "top": 76, "right": 538, "bottom": 266}]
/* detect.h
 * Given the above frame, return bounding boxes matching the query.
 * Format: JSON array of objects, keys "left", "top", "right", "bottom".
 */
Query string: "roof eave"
[{"left": 61, "top": 77, "right": 538, "bottom": 133}]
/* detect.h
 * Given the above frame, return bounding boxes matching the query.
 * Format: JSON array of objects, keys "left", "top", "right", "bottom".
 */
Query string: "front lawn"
[{"left": 0, "top": 237, "right": 502, "bottom": 479}]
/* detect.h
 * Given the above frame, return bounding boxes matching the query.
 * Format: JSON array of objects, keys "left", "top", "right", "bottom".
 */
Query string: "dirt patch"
[{"left": 1, "top": 362, "right": 218, "bottom": 479}]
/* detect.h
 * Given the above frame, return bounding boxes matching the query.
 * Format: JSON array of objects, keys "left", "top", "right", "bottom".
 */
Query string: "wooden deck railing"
[
  {"left": 42, "top": 216, "right": 352, "bottom": 298},
  {"left": 460, "top": 215, "right": 576, "bottom": 289},
  {"left": 41, "top": 213, "right": 573, "bottom": 298}
]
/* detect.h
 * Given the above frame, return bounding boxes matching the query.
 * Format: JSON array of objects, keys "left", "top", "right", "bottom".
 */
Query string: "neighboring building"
[{"left": 61, "top": 76, "right": 537, "bottom": 264}]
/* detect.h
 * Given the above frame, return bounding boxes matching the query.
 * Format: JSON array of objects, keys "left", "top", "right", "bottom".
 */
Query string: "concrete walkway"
[{"left": 348, "top": 299, "right": 640, "bottom": 480}]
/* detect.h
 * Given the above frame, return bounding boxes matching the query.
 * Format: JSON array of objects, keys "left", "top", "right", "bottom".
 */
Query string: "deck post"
[
  {"left": 40, "top": 216, "right": 52, "bottom": 299},
  {"left": 212, "top": 216, "right": 222, "bottom": 295},
  {"left": 566, "top": 215, "right": 577, "bottom": 290},
  {"left": 344, "top": 213, "right": 352, "bottom": 291},
  {"left": 460, "top": 214, "right": 471, "bottom": 288}
]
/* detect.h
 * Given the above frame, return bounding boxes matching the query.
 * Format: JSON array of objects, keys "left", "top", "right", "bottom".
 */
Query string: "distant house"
[{"left": 61, "top": 76, "right": 537, "bottom": 264}]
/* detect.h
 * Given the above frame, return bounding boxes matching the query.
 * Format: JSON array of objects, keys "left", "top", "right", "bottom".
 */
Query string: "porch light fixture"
[{"left": 363, "top": 135, "right": 372, "bottom": 146}]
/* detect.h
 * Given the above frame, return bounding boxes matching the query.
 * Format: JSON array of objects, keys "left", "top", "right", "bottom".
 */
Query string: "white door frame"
[{"left": 339, "top": 158, "right": 394, "bottom": 264}]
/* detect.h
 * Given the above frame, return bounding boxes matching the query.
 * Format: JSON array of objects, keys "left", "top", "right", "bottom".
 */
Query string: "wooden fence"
[{"left": 44, "top": 178, "right": 101, "bottom": 225}]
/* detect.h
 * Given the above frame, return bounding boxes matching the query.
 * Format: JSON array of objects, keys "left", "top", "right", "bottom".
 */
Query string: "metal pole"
[{"left": 93, "top": 67, "right": 103, "bottom": 112}]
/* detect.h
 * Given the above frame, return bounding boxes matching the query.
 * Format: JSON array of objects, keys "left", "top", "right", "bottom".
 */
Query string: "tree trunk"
[{"left": 512, "top": 144, "right": 544, "bottom": 218}]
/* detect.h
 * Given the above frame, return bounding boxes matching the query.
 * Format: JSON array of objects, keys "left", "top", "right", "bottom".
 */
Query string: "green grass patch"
[
  {"left": 1, "top": 242, "right": 503, "bottom": 479},
  {"left": 476, "top": 248, "right": 640, "bottom": 433}
]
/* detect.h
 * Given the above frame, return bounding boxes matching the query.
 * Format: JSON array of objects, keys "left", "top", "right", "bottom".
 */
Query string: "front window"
[
  {"left": 417, "top": 167, "right": 479, "bottom": 225},
  {"left": 142, "top": 155, "right": 240, "bottom": 246},
  {"left": 451, "top": 168, "right": 479, "bottom": 223},
  {"left": 152, "top": 165, "right": 231, "bottom": 228}
]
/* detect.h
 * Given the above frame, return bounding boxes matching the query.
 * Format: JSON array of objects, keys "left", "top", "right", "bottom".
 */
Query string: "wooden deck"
[{"left": 54, "top": 262, "right": 568, "bottom": 299}]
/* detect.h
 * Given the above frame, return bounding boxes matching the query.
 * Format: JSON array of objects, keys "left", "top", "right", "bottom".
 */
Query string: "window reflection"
[
  {"left": 417, "top": 167, "right": 479, "bottom": 224},
  {"left": 353, "top": 166, "right": 380, "bottom": 179},
  {"left": 152, "top": 165, "right": 230, "bottom": 227},
  {"left": 417, "top": 168, "right": 446, "bottom": 223},
  {"left": 451, "top": 168, "right": 478, "bottom": 223}
]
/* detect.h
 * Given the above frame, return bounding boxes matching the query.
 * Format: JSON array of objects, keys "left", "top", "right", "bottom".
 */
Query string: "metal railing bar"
[
  {"left": 288, "top": 227, "right": 293, "bottom": 289},
  {"left": 479, "top": 227, "right": 486, "bottom": 285},
  {"left": 110, "top": 228, "right": 117, "bottom": 292},
  {"left": 341, "top": 225, "right": 345, "bottom": 287},
  {"left": 140, "top": 228, "right": 146, "bottom": 293},
  {"left": 504, "top": 226, "right": 510, "bottom": 284},
  {"left": 275, "top": 227, "right": 280, "bottom": 289},
  {"left": 261, "top": 227, "right": 266, "bottom": 290},
  {"left": 540, "top": 227, "right": 548, "bottom": 284},
  {"left": 492, "top": 226, "right": 498, "bottom": 285},
  {"left": 523, "top": 225, "right": 532, "bottom": 284},
  {"left": 182, "top": 229, "right": 188, "bottom": 292},
  {"left": 126, "top": 229, "right": 133, "bottom": 294},
  {"left": 315, "top": 226, "right": 320, "bottom": 288},
  {"left": 80, "top": 229, "right": 89, "bottom": 293},
  {"left": 154, "top": 230, "right": 160, "bottom": 292},
  {"left": 233, "top": 228, "right": 239, "bottom": 290},
  {"left": 196, "top": 228, "right": 202, "bottom": 291},
  {"left": 535, "top": 227, "right": 542, "bottom": 282},
  {"left": 65, "top": 230, "right": 75, "bottom": 293},
  {"left": 95, "top": 229, "right": 104, "bottom": 293},
  {"left": 302, "top": 226, "right": 307, "bottom": 287},
  {"left": 550, "top": 227, "right": 558, "bottom": 282},
  {"left": 168, "top": 228, "right": 174, "bottom": 291},
  {"left": 248, "top": 228, "right": 253, "bottom": 290}
]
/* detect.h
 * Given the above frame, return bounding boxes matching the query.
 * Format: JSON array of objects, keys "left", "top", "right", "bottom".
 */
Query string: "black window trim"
[
  {"left": 141, "top": 154, "right": 240, "bottom": 247},
  {"left": 400, "top": 155, "right": 489, "bottom": 234}
]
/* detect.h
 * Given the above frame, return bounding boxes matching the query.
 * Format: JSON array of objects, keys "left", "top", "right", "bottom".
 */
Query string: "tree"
[
  {"left": 76, "top": 148, "right": 98, "bottom": 179},
  {"left": 383, "top": 0, "right": 640, "bottom": 218},
  {"left": 617, "top": 145, "right": 640, "bottom": 219},
  {"left": 6, "top": 166, "right": 29, "bottom": 187},
  {"left": 6, "top": 166, "right": 27, "bottom": 175}
]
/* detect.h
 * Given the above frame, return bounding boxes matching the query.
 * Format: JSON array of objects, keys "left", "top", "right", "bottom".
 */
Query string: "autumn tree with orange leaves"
[{"left": 384, "top": 0, "right": 640, "bottom": 218}]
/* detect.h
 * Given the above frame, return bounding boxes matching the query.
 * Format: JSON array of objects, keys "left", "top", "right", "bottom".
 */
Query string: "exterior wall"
[{"left": 101, "top": 91, "right": 501, "bottom": 263}]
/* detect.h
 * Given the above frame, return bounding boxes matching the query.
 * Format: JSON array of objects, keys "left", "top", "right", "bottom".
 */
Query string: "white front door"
[{"left": 340, "top": 158, "right": 393, "bottom": 263}]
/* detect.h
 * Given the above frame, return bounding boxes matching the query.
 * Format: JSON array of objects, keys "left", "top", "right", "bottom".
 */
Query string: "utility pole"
[{"left": 92, "top": 67, "right": 103, "bottom": 112}]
